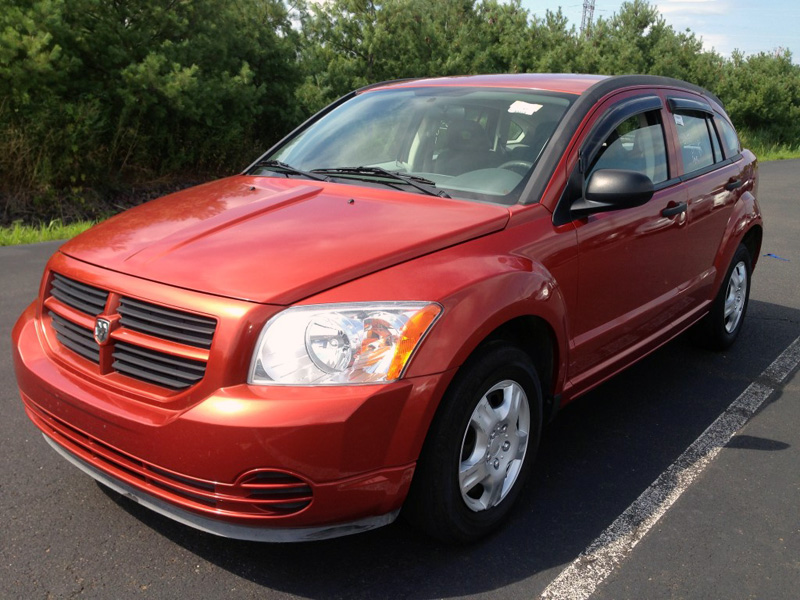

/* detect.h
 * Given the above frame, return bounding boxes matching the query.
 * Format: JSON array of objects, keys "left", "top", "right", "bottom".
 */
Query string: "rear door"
[{"left": 666, "top": 96, "right": 746, "bottom": 307}]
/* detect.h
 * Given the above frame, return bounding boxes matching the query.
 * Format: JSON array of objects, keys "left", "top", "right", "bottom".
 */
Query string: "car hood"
[{"left": 60, "top": 176, "right": 510, "bottom": 304}]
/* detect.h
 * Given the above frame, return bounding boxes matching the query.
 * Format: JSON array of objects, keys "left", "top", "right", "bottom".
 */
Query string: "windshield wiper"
[
  {"left": 251, "top": 160, "right": 330, "bottom": 182},
  {"left": 312, "top": 166, "right": 451, "bottom": 198}
]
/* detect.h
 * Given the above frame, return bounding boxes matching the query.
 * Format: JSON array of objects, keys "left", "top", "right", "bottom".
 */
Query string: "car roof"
[
  {"left": 367, "top": 73, "right": 608, "bottom": 96},
  {"left": 363, "top": 73, "right": 723, "bottom": 109}
]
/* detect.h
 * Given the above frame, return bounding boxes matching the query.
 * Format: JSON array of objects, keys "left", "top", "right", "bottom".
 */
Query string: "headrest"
[{"left": 447, "top": 119, "right": 489, "bottom": 151}]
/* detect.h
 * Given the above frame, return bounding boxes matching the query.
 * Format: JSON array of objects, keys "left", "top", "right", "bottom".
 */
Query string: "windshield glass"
[{"left": 262, "top": 87, "right": 574, "bottom": 204}]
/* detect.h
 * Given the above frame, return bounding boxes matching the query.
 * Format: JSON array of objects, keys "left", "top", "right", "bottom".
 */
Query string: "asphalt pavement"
[{"left": 1, "top": 160, "right": 798, "bottom": 599}]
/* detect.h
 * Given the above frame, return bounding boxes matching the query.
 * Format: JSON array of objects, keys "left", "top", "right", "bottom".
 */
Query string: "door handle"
[
  {"left": 661, "top": 202, "right": 687, "bottom": 218},
  {"left": 725, "top": 178, "right": 743, "bottom": 191}
]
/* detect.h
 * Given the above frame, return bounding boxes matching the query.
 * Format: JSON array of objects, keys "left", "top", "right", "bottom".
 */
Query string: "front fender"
[
  {"left": 410, "top": 261, "right": 568, "bottom": 382},
  {"left": 303, "top": 241, "right": 571, "bottom": 389},
  {"left": 301, "top": 238, "right": 574, "bottom": 465}
]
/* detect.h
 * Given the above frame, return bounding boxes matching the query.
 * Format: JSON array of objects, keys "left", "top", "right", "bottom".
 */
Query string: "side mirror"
[{"left": 570, "top": 169, "right": 654, "bottom": 218}]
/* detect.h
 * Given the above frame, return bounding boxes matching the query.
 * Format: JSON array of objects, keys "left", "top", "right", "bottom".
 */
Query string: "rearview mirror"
[{"left": 570, "top": 169, "right": 654, "bottom": 218}]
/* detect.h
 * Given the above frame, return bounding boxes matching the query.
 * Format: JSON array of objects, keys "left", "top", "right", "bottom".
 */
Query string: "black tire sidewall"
[
  {"left": 406, "top": 343, "right": 542, "bottom": 543},
  {"left": 708, "top": 244, "right": 752, "bottom": 349}
]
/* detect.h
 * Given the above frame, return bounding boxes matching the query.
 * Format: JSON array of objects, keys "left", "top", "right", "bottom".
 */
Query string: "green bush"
[
  {"left": 1, "top": 0, "right": 301, "bottom": 222},
  {"left": 716, "top": 50, "right": 800, "bottom": 145},
  {"left": 1, "top": 0, "right": 798, "bottom": 227}
]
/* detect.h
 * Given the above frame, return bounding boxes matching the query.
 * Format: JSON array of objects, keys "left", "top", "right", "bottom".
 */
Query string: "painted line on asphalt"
[{"left": 538, "top": 335, "right": 800, "bottom": 600}]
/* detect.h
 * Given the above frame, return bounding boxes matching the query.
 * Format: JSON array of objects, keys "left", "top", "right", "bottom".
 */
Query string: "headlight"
[{"left": 249, "top": 302, "right": 442, "bottom": 385}]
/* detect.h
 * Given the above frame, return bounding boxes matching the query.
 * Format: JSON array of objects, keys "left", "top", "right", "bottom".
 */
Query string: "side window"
[
  {"left": 589, "top": 111, "right": 668, "bottom": 184},
  {"left": 506, "top": 119, "right": 524, "bottom": 145},
  {"left": 674, "top": 113, "right": 718, "bottom": 174},
  {"left": 716, "top": 117, "right": 742, "bottom": 158}
]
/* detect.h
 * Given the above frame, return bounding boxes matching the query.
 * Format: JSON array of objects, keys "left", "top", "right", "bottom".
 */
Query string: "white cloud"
[
  {"left": 698, "top": 33, "right": 734, "bottom": 54},
  {"left": 656, "top": 0, "right": 728, "bottom": 15},
  {"left": 654, "top": 1, "right": 735, "bottom": 57}
]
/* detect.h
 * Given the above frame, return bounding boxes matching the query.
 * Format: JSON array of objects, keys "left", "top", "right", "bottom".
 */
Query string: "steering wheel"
[{"left": 498, "top": 160, "right": 533, "bottom": 175}]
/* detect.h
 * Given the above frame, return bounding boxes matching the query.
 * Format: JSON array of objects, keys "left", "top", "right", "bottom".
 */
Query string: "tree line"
[{"left": 2, "top": 0, "right": 798, "bottom": 224}]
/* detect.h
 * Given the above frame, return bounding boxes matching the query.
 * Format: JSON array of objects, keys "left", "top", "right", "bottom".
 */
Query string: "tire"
[
  {"left": 692, "top": 243, "right": 752, "bottom": 351},
  {"left": 403, "top": 342, "right": 542, "bottom": 543}
]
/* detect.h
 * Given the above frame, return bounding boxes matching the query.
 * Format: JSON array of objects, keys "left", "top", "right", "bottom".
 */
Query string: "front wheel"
[
  {"left": 692, "top": 244, "right": 752, "bottom": 350},
  {"left": 403, "top": 343, "right": 542, "bottom": 543}
]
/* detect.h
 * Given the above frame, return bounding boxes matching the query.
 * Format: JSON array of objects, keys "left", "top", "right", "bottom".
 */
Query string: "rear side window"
[
  {"left": 674, "top": 113, "right": 722, "bottom": 174},
  {"left": 716, "top": 117, "right": 741, "bottom": 158},
  {"left": 506, "top": 119, "right": 524, "bottom": 144},
  {"left": 589, "top": 111, "right": 668, "bottom": 184}
]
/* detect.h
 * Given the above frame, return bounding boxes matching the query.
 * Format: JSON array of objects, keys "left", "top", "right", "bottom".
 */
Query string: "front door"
[{"left": 569, "top": 100, "right": 690, "bottom": 385}]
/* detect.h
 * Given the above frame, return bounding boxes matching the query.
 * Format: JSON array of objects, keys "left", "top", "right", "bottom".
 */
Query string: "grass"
[
  {"left": 0, "top": 219, "right": 95, "bottom": 246},
  {"left": 751, "top": 144, "right": 800, "bottom": 161},
  {"left": 740, "top": 129, "right": 800, "bottom": 161}
]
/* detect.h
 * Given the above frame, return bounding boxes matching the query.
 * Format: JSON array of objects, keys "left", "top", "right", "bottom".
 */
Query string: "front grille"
[
  {"left": 118, "top": 297, "right": 216, "bottom": 349},
  {"left": 50, "top": 312, "right": 100, "bottom": 363},
  {"left": 27, "top": 404, "right": 314, "bottom": 518},
  {"left": 45, "top": 272, "right": 216, "bottom": 391},
  {"left": 50, "top": 272, "right": 108, "bottom": 316},
  {"left": 112, "top": 342, "right": 206, "bottom": 390}
]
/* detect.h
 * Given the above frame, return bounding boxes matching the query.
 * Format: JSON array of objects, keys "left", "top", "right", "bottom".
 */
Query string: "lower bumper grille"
[{"left": 26, "top": 402, "right": 314, "bottom": 518}]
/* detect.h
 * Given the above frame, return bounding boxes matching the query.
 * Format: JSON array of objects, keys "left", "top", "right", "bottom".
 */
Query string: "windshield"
[{"left": 260, "top": 86, "right": 574, "bottom": 204}]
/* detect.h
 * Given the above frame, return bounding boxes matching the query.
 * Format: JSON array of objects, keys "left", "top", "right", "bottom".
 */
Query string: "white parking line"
[{"left": 538, "top": 335, "right": 800, "bottom": 600}]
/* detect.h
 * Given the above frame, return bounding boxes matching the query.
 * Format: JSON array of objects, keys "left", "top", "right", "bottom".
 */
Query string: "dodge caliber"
[{"left": 12, "top": 74, "right": 763, "bottom": 543}]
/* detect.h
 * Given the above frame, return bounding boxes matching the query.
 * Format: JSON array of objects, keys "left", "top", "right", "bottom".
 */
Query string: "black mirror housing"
[{"left": 570, "top": 169, "right": 655, "bottom": 218}]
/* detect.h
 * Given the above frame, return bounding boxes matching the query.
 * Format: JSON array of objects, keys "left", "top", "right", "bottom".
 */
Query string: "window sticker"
[
  {"left": 508, "top": 101, "right": 543, "bottom": 115},
  {"left": 674, "top": 114, "right": 685, "bottom": 126}
]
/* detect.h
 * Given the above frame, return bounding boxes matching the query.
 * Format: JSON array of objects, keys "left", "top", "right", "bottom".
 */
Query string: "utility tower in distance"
[{"left": 581, "top": 0, "right": 596, "bottom": 37}]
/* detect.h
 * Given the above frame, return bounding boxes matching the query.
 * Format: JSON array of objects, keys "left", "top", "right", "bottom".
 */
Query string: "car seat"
[{"left": 436, "top": 119, "right": 493, "bottom": 175}]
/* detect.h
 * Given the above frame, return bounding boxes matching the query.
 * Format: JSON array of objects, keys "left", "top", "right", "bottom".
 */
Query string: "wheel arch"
[
  {"left": 416, "top": 309, "right": 563, "bottom": 439},
  {"left": 712, "top": 187, "right": 763, "bottom": 293},
  {"left": 481, "top": 316, "right": 561, "bottom": 423},
  {"left": 741, "top": 223, "right": 763, "bottom": 270}
]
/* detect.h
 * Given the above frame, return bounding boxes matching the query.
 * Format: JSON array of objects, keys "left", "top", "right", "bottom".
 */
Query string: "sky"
[{"left": 519, "top": 0, "right": 800, "bottom": 60}]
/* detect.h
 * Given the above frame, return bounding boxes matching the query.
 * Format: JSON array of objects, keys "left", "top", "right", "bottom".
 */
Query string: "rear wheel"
[
  {"left": 404, "top": 343, "right": 542, "bottom": 543},
  {"left": 692, "top": 244, "right": 752, "bottom": 350}
]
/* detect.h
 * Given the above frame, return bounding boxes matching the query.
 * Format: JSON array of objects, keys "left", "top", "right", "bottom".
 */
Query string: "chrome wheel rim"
[
  {"left": 459, "top": 380, "right": 530, "bottom": 512},
  {"left": 724, "top": 261, "right": 747, "bottom": 334}
]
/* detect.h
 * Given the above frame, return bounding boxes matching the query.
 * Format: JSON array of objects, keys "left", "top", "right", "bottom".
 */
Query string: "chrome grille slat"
[
  {"left": 50, "top": 312, "right": 100, "bottom": 363},
  {"left": 112, "top": 342, "right": 205, "bottom": 389},
  {"left": 51, "top": 273, "right": 108, "bottom": 316},
  {"left": 118, "top": 297, "right": 216, "bottom": 349}
]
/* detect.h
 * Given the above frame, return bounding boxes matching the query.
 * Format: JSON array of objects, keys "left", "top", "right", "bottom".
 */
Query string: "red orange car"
[{"left": 12, "top": 74, "right": 762, "bottom": 543}]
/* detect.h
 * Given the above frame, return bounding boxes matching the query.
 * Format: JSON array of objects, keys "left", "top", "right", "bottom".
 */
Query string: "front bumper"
[
  {"left": 42, "top": 434, "right": 399, "bottom": 542},
  {"left": 13, "top": 300, "right": 452, "bottom": 540}
]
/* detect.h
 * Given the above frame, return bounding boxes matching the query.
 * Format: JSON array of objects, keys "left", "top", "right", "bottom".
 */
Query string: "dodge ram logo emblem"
[{"left": 94, "top": 318, "right": 110, "bottom": 345}]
